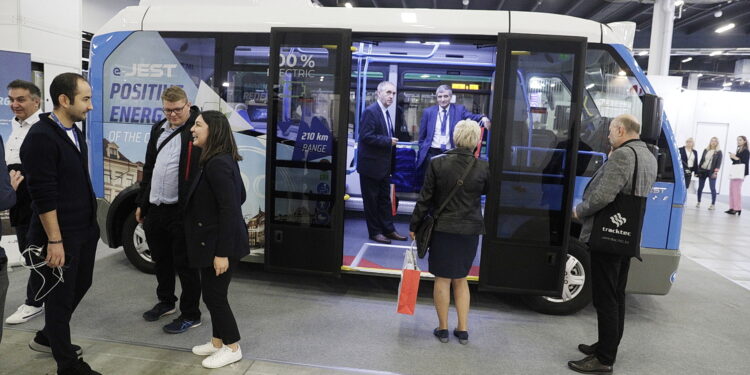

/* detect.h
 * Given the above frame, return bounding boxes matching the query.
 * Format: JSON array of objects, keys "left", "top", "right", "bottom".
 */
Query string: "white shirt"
[
  {"left": 431, "top": 105, "right": 451, "bottom": 149},
  {"left": 6, "top": 109, "right": 42, "bottom": 165},
  {"left": 686, "top": 149, "right": 695, "bottom": 168}
]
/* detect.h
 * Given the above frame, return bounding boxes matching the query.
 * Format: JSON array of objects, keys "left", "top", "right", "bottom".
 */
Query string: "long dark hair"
[
  {"left": 738, "top": 135, "right": 748, "bottom": 152},
  {"left": 197, "top": 110, "right": 242, "bottom": 166}
]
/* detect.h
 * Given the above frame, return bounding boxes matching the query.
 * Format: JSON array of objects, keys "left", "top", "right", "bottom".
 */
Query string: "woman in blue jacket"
[{"left": 185, "top": 111, "right": 249, "bottom": 369}]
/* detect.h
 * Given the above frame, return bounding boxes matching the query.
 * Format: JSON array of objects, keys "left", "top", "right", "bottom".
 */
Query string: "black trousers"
[
  {"left": 590, "top": 251, "right": 631, "bottom": 366},
  {"left": 42, "top": 226, "right": 99, "bottom": 370},
  {"left": 359, "top": 174, "right": 396, "bottom": 238},
  {"left": 684, "top": 173, "right": 692, "bottom": 189},
  {"left": 16, "top": 224, "right": 45, "bottom": 308},
  {"left": 201, "top": 259, "right": 240, "bottom": 344},
  {"left": 143, "top": 204, "right": 201, "bottom": 321},
  {"left": 417, "top": 147, "right": 444, "bottom": 186}
]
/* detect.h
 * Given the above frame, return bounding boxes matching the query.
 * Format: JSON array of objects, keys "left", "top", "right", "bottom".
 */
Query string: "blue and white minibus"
[{"left": 90, "top": 0, "right": 683, "bottom": 314}]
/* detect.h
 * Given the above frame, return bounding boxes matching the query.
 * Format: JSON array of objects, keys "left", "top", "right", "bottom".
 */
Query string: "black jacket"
[
  {"left": 136, "top": 106, "right": 202, "bottom": 214},
  {"left": 184, "top": 153, "right": 249, "bottom": 268},
  {"left": 731, "top": 148, "right": 749, "bottom": 176},
  {"left": 698, "top": 148, "right": 722, "bottom": 177},
  {"left": 410, "top": 148, "right": 489, "bottom": 235},
  {"left": 0, "top": 137, "right": 17, "bottom": 259},
  {"left": 20, "top": 113, "right": 97, "bottom": 234},
  {"left": 678, "top": 146, "right": 698, "bottom": 174}
]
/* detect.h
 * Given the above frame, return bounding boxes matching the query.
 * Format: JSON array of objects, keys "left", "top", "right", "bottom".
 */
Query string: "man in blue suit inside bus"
[
  {"left": 416, "top": 85, "right": 491, "bottom": 182},
  {"left": 357, "top": 81, "right": 408, "bottom": 244}
]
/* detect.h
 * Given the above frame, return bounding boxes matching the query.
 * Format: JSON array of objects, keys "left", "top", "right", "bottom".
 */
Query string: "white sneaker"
[
  {"left": 708, "top": 204, "right": 715, "bottom": 210},
  {"left": 201, "top": 345, "right": 242, "bottom": 369},
  {"left": 696, "top": 202, "right": 700, "bottom": 208},
  {"left": 5, "top": 304, "right": 44, "bottom": 324},
  {"left": 192, "top": 341, "right": 221, "bottom": 356}
]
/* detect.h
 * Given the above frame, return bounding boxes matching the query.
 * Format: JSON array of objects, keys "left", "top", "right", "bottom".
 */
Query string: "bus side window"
[{"left": 656, "top": 131, "right": 675, "bottom": 182}]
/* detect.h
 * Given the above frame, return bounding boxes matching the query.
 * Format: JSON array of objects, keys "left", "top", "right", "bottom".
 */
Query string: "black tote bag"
[{"left": 588, "top": 147, "right": 648, "bottom": 259}]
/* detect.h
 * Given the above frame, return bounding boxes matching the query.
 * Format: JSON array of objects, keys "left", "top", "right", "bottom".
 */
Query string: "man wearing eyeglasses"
[{"left": 135, "top": 86, "right": 202, "bottom": 334}]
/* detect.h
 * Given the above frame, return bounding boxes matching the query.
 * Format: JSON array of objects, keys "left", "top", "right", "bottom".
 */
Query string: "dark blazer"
[
  {"left": 698, "top": 149, "right": 722, "bottom": 178},
  {"left": 184, "top": 153, "right": 249, "bottom": 268},
  {"left": 136, "top": 106, "right": 202, "bottom": 215},
  {"left": 410, "top": 148, "right": 489, "bottom": 235},
  {"left": 678, "top": 146, "right": 698, "bottom": 174},
  {"left": 20, "top": 114, "right": 97, "bottom": 234},
  {"left": 357, "top": 102, "right": 395, "bottom": 180},
  {"left": 0, "top": 137, "right": 17, "bottom": 258},
  {"left": 417, "top": 104, "right": 484, "bottom": 168},
  {"left": 731, "top": 148, "right": 749, "bottom": 176}
]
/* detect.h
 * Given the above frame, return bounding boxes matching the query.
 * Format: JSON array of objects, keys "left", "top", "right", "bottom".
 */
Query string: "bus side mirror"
[{"left": 641, "top": 94, "right": 663, "bottom": 145}]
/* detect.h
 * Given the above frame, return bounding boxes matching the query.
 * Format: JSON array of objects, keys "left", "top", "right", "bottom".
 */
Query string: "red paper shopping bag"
[{"left": 397, "top": 268, "right": 420, "bottom": 315}]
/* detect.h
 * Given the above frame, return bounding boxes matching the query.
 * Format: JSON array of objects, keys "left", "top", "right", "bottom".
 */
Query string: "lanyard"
[{"left": 50, "top": 112, "right": 80, "bottom": 150}]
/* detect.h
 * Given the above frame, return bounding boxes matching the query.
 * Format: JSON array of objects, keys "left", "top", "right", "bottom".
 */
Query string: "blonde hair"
[
  {"left": 707, "top": 136, "right": 720, "bottom": 151},
  {"left": 453, "top": 120, "right": 481, "bottom": 149},
  {"left": 161, "top": 85, "right": 188, "bottom": 103},
  {"left": 611, "top": 114, "right": 641, "bottom": 135}
]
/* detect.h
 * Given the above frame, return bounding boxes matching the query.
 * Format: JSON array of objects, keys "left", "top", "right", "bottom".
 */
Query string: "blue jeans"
[{"left": 697, "top": 175, "right": 717, "bottom": 204}]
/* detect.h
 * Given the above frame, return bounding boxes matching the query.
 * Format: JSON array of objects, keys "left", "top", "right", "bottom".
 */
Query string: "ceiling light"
[
  {"left": 674, "top": 0, "right": 684, "bottom": 6},
  {"left": 681, "top": 57, "right": 692, "bottom": 63},
  {"left": 618, "top": 71, "right": 627, "bottom": 76},
  {"left": 222, "top": 82, "right": 229, "bottom": 87},
  {"left": 715, "top": 23, "right": 735, "bottom": 33},
  {"left": 344, "top": 2, "right": 353, "bottom": 8},
  {"left": 697, "top": 73, "right": 703, "bottom": 77},
  {"left": 638, "top": 51, "right": 648, "bottom": 56},
  {"left": 709, "top": 51, "right": 723, "bottom": 56},
  {"left": 723, "top": 81, "right": 733, "bottom": 87},
  {"left": 401, "top": 12, "right": 417, "bottom": 23},
  {"left": 714, "top": 10, "right": 723, "bottom": 18},
  {"left": 585, "top": 83, "right": 595, "bottom": 90}
]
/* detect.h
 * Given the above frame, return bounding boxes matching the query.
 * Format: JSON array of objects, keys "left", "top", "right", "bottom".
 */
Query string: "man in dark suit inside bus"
[
  {"left": 416, "top": 85, "right": 491, "bottom": 183},
  {"left": 357, "top": 81, "right": 407, "bottom": 244}
]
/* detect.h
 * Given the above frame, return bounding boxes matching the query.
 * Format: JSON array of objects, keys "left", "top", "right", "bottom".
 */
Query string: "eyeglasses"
[{"left": 162, "top": 103, "right": 187, "bottom": 115}]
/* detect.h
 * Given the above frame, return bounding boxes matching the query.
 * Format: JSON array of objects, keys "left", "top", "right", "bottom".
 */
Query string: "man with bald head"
[{"left": 568, "top": 114, "right": 657, "bottom": 374}]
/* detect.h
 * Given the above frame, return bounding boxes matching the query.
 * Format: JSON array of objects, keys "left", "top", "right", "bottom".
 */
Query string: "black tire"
[
  {"left": 122, "top": 211, "right": 156, "bottom": 274},
  {"left": 523, "top": 238, "right": 592, "bottom": 315}
]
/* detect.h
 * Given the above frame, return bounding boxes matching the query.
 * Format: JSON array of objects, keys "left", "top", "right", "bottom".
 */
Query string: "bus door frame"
[
  {"left": 480, "top": 33, "right": 587, "bottom": 296},
  {"left": 265, "top": 28, "right": 353, "bottom": 275}
]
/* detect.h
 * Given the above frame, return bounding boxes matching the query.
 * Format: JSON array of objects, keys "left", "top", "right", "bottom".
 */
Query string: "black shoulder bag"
[
  {"left": 415, "top": 156, "right": 476, "bottom": 258},
  {"left": 588, "top": 147, "right": 648, "bottom": 259}
]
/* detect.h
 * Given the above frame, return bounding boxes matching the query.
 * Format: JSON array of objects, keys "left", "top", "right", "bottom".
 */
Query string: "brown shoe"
[
  {"left": 370, "top": 234, "right": 391, "bottom": 244},
  {"left": 385, "top": 232, "right": 407, "bottom": 241}
]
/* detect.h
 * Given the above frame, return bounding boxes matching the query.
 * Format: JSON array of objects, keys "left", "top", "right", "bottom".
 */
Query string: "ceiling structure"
[{"left": 316, "top": 0, "right": 750, "bottom": 91}]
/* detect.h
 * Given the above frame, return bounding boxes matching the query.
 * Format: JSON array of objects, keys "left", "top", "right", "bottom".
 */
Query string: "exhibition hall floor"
[{"left": 2, "top": 195, "right": 750, "bottom": 375}]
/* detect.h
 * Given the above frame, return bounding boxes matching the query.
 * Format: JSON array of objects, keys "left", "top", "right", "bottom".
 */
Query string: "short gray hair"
[
  {"left": 611, "top": 114, "right": 641, "bottom": 135},
  {"left": 453, "top": 120, "right": 481, "bottom": 149},
  {"left": 377, "top": 81, "right": 395, "bottom": 92},
  {"left": 436, "top": 84, "right": 452, "bottom": 95}
]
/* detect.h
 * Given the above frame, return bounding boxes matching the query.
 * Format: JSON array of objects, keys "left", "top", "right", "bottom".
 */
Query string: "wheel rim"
[
  {"left": 542, "top": 254, "right": 585, "bottom": 303},
  {"left": 133, "top": 223, "right": 153, "bottom": 263}
]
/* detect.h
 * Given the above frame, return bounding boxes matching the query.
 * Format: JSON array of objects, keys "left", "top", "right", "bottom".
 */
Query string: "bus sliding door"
[
  {"left": 265, "top": 28, "right": 352, "bottom": 274},
  {"left": 480, "top": 34, "right": 586, "bottom": 296}
]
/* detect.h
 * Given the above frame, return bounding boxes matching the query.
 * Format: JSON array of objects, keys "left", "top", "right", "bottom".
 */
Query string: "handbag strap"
[
  {"left": 626, "top": 146, "right": 639, "bottom": 196},
  {"left": 434, "top": 155, "right": 477, "bottom": 219}
]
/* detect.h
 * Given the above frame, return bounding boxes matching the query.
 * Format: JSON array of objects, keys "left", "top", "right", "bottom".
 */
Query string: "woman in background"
[
  {"left": 185, "top": 110, "right": 249, "bottom": 369},
  {"left": 726, "top": 135, "right": 749, "bottom": 215},
  {"left": 409, "top": 120, "right": 489, "bottom": 345},
  {"left": 697, "top": 137, "right": 722, "bottom": 210},
  {"left": 679, "top": 138, "right": 698, "bottom": 189}
]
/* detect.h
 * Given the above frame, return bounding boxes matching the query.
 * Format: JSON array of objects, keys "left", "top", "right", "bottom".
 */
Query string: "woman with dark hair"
[
  {"left": 696, "top": 137, "right": 722, "bottom": 210},
  {"left": 185, "top": 110, "right": 249, "bottom": 368},
  {"left": 726, "top": 135, "right": 749, "bottom": 215}
]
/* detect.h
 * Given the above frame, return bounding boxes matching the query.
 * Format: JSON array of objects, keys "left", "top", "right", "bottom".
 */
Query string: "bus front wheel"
[
  {"left": 523, "top": 239, "right": 591, "bottom": 315},
  {"left": 122, "top": 211, "right": 156, "bottom": 274}
]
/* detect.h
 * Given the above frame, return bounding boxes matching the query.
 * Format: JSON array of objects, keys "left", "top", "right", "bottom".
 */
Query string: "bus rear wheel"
[
  {"left": 122, "top": 211, "right": 156, "bottom": 274},
  {"left": 523, "top": 239, "right": 591, "bottom": 315}
]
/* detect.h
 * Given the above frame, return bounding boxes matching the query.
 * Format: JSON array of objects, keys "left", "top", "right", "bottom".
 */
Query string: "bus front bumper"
[{"left": 625, "top": 247, "right": 681, "bottom": 295}]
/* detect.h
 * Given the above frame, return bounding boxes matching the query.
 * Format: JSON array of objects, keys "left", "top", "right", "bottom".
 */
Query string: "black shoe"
[
  {"left": 142, "top": 302, "right": 176, "bottom": 322},
  {"left": 567, "top": 356, "right": 612, "bottom": 374},
  {"left": 725, "top": 209, "right": 736, "bottom": 214},
  {"left": 29, "top": 331, "right": 82, "bottom": 356},
  {"left": 370, "top": 234, "right": 391, "bottom": 244},
  {"left": 433, "top": 328, "right": 449, "bottom": 343},
  {"left": 453, "top": 329, "right": 469, "bottom": 345},
  {"left": 162, "top": 317, "right": 202, "bottom": 334},
  {"left": 578, "top": 342, "right": 597, "bottom": 356},
  {"left": 385, "top": 231, "right": 408, "bottom": 241},
  {"left": 738, "top": 210, "right": 742, "bottom": 216},
  {"left": 57, "top": 358, "right": 102, "bottom": 375}
]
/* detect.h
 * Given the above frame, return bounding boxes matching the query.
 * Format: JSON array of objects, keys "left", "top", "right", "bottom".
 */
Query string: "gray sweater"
[{"left": 576, "top": 139, "right": 657, "bottom": 243}]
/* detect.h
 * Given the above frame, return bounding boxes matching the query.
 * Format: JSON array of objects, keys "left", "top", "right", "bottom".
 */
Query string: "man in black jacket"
[
  {"left": 0, "top": 135, "right": 24, "bottom": 344},
  {"left": 135, "top": 86, "right": 202, "bottom": 334},
  {"left": 20, "top": 72, "right": 101, "bottom": 375}
]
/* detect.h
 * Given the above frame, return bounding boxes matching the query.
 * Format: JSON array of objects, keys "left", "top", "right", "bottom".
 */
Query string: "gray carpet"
[{"left": 3, "top": 242, "right": 750, "bottom": 375}]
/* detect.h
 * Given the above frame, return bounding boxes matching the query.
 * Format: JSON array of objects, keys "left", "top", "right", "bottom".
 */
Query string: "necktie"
[
  {"left": 440, "top": 108, "right": 448, "bottom": 151},
  {"left": 385, "top": 109, "right": 393, "bottom": 137}
]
